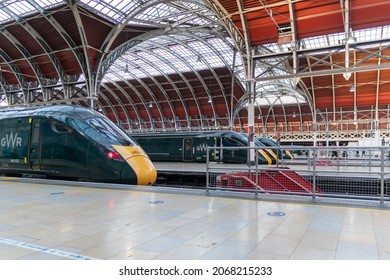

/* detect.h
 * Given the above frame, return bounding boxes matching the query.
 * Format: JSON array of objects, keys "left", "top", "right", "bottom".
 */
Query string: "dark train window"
[
  {"left": 258, "top": 138, "right": 278, "bottom": 147},
  {"left": 84, "top": 117, "right": 136, "bottom": 146},
  {"left": 51, "top": 121, "right": 72, "bottom": 134},
  {"left": 224, "top": 138, "right": 240, "bottom": 146},
  {"left": 230, "top": 134, "right": 248, "bottom": 146}
]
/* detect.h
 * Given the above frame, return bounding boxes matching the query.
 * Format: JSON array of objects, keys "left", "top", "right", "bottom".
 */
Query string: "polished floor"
[{"left": 0, "top": 177, "right": 390, "bottom": 260}]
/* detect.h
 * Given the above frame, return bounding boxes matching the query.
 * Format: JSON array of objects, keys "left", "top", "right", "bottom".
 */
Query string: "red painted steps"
[{"left": 216, "top": 167, "right": 319, "bottom": 194}]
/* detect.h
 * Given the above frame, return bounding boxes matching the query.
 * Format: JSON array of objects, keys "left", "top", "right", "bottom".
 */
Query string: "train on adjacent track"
[
  {"left": 255, "top": 137, "right": 294, "bottom": 160},
  {"left": 0, "top": 105, "right": 157, "bottom": 185},
  {"left": 132, "top": 130, "right": 291, "bottom": 164}
]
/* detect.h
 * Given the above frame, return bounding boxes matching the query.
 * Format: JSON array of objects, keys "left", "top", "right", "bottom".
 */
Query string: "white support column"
[{"left": 248, "top": 58, "right": 255, "bottom": 164}]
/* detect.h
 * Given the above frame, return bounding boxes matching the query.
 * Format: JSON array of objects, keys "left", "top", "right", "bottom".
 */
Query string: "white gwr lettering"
[
  {"left": 196, "top": 143, "right": 208, "bottom": 152},
  {"left": 1, "top": 132, "right": 22, "bottom": 149}
]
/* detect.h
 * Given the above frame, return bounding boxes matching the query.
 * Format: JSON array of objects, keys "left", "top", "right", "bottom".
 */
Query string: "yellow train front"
[{"left": 0, "top": 105, "right": 157, "bottom": 185}]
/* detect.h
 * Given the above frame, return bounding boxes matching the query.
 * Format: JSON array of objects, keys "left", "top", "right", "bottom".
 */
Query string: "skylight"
[
  {"left": 0, "top": 0, "right": 63, "bottom": 23},
  {"left": 103, "top": 33, "right": 237, "bottom": 81},
  {"left": 1, "top": 0, "right": 389, "bottom": 110}
]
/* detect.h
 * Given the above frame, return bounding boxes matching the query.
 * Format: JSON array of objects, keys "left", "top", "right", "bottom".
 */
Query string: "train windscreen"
[
  {"left": 237, "top": 133, "right": 267, "bottom": 147},
  {"left": 73, "top": 117, "right": 137, "bottom": 146},
  {"left": 257, "top": 137, "right": 278, "bottom": 147},
  {"left": 230, "top": 133, "right": 248, "bottom": 145}
]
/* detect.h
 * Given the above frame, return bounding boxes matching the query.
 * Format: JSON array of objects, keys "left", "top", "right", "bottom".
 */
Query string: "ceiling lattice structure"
[{"left": 0, "top": 0, "right": 389, "bottom": 141}]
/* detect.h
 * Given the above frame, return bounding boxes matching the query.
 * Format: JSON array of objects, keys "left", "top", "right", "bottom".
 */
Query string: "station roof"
[{"left": 0, "top": 0, "right": 389, "bottom": 132}]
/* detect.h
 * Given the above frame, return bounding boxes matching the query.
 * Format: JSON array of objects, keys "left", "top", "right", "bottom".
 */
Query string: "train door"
[
  {"left": 29, "top": 118, "right": 42, "bottom": 170},
  {"left": 213, "top": 137, "right": 223, "bottom": 162},
  {"left": 183, "top": 138, "right": 193, "bottom": 161}
]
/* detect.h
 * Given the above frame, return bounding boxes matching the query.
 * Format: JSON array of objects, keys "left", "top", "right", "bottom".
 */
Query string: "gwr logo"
[
  {"left": 1, "top": 132, "right": 22, "bottom": 149},
  {"left": 196, "top": 143, "right": 208, "bottom": 152}
]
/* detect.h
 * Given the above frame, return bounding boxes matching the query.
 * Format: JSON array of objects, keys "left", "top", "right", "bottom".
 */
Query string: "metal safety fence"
[{"left": 205, "top": 145, "right": 390, "bottom": 207}]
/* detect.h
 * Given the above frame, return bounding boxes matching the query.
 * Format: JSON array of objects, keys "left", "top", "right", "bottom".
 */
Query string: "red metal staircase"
[{"left": 216, "top": 167, "right": 317, "bottom": 194}]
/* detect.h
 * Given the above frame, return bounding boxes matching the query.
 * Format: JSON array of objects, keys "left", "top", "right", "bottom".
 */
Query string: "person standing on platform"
[{"left": 331, "top": 142, "right": 338, "bottom": 159}]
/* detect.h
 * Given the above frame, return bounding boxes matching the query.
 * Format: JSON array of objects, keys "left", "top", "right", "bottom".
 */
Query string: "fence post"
[
  {"left": 380, "top": 146, "right": 385, "bottom": 206},
  {"left": 312, "top": 146, "right": 317, "bottom": 201},
  {"left": 255, "top": 147, "right": 259, "bottom": 199},
  {"left": 206, "top": 147, "right": 210, "bottom": 196}
]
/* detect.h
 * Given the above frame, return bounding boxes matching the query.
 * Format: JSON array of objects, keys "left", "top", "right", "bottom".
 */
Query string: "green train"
[
  {"left": 132, "top": 130, "right": 278, "bottom": 164},
  {"left": 0, "top": 105, "right": 156, "bottom": 185},
  {"left": 255, "top": 137, "right": 294, "bottom": 160}
]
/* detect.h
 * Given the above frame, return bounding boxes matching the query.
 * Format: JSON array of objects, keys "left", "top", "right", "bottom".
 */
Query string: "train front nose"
[
  {"left": 125, "top": 155, "right": 157, "bottom": 185},
  {"left": 113, "top": 145, "right": 157, "bottom": 185}
]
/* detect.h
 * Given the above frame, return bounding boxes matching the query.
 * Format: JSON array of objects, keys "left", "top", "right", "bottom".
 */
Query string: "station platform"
[{"left": 0, "top": 177, "right": 390, "bottom": 260}]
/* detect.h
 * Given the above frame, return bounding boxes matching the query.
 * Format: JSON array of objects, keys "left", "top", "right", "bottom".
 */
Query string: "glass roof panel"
[
  {"left": 79, "top": 0, "right": 213, "bottom": 27},
  {"left": 0, "top": 8, "right": 11, "bottom": 23},
  {"left": 103, "top": 33, "right": 237, "bottom": 83},
  {"left": 133, "top": 2, "right": 213, "bottom": 27},
  {"left": 383, "top": 25, "right": 390, "bottom": 38},
  {"left": 7, "top": 1, "right": 35, "bottom": 15},
  {"left": 256, "top": 25, "right": 390, "bottom": 107},
  {"left": 79, "top": 0, "right": 134, "bottom": 23},
  {"left": 255, "top": 94, "right": 305, "bottom": 107},
  {"left": 0, "top": 0, "right": 62, "bottom": 23},
  {"left": 34, "top": 0, "right": 66, "bottom": 8},
  {"left": 0, "top": 0, "right": 387, "bottom": 113},
  {"left": 303, "top": 34, "right": 329, "bottom": 49}
]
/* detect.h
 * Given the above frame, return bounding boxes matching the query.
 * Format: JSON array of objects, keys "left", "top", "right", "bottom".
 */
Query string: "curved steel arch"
[
  {"left": 233, "top": 80, "right": 309, "bottom": 129},
  {"left": 123, "top": 30, "right": 230, "bottom": 130},
  {"left": 67, "top": 0, "right": 96, "bottom": 101},
  {"left": 1, "top": 30, "right": 44, "bottom": 82},
  {"left": 97, "top": 38, "right": 144, "bottom": 90},
  {"left": 179, "top": 31, "right": 236, "bottom": 123},
  {"left": 0, "top": 1, "right": 92, "bottom": 107},
  {"left": 254, "top": 45, "right": 316, "bottom": 115},
  {"left": 100, "top": 83, "right": 129, "bottom": 127},
  {"left": 163, "top": 35, "right": 218, "bottom": 124},
  {"left": 97, "top": 84, "right": 121, "bottom": 125},
  {"left": 86, "top": 1, "right": 242, "bottom": 131},
  {"left": 94, "top": 0, "right": 225, "bottom": 99},
  {"left": 133, "top": 46, "right": 190, "bottom": 129},
  {"left": 203, "top": 0, "right": 246, "bottom": 54},
  {"left": 105, "top": 71, "right": 153, "bottom": 128},
  {"left": 27, "top": 0, "right": 88, "bottom": 81},
  {"left": 103, "top": 30, "right": 236, "bottom": 131},
  {"left": 0, "top": 50, "right": 27, "bottom": 96},
  {"left": 92, "top": 0, "right": 171, "bottom": 96},
  {"left": 0, "top": 4, "right": 67, "bottom": 86},
  {"left": 124, "top": 50, "right": 179, "bottom": 130},
  {"left": 0, "top": 71, "right": 10, "bottom": 96},
  {"left": 101, "top": 76, "right": 142, "bottom": 129},
  {"left": 144, "top": 39, "right": 202, "bottom": 128},
  {"left": 113, "top": 59, "right": 166, "bottom": 130},
  {"left": 134, "top": 29, "right": 239, "bottom": 130}
]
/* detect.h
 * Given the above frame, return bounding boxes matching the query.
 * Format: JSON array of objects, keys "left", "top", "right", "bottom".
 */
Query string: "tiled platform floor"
[{"left": 0, "top": 178, "right": 390, "bottom": 260}]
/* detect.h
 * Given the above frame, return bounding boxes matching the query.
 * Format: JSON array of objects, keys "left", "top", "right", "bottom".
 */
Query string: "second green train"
[{"left": 132, "top": 130, "right": 291, "bottom": 164}]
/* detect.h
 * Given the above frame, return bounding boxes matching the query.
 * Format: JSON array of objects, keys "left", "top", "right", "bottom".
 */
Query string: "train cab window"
[
  {"left": 84, "top": 117, "right": 136, "bottom": 146},
  {"left": 229, "top": 134, "right": 247, "bottom": 146},
  {"left": 258, "top": 137, "right": 278, "bottom": 147},
  {"left": 51, "top": 121, "right": 72, "bottom": 134},
  {"left": 224, "top": 138, "right": 241, "bottom": 147}
]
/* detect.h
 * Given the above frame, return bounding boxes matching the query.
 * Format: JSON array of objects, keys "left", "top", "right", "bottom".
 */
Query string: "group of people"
[{"left": 330, "top": 142, "right": 347, "bottom": 159}]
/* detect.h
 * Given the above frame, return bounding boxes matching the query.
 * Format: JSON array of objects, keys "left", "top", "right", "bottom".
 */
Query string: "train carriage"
[
  {"left": 255, "top": 137, "right": 294, "bottom": 160},
  {"left": 132, "top": 130, "right": 278, "bottom": 164},
  {"left": 0, "top": 105, "right": 156, "bottom": 185}
]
